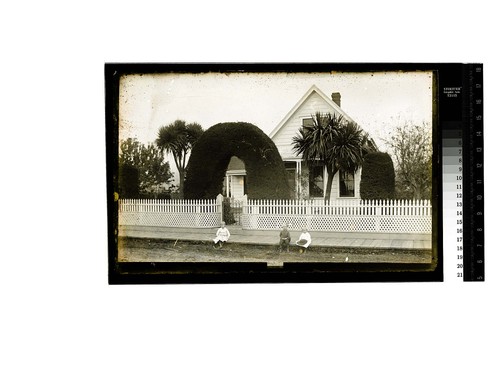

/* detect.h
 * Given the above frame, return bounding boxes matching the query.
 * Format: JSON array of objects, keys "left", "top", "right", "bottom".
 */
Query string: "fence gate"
[{"left": 223, "top": 197, "right": 244, "bottom": 226}]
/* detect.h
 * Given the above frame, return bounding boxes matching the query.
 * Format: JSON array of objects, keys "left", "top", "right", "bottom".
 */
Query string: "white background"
[{"left": 1, "top": 1, "right": 498, "bottom": 374}]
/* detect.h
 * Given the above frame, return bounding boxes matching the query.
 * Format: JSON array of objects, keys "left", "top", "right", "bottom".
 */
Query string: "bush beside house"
[
  {"left": 360, "top": 152, "right": 396, "bottom": 200},
  {"left": 118, "top": 165, "right": 140, "bottom": 198}
]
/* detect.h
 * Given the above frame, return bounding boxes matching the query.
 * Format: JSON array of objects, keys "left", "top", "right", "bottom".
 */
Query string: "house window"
[
  {"left": 284, "top": 161, "right": 297, "bottom": 197},
  {"left": 339, "top": 171, "right": 355, "bottom": 197},
  {"left": 302, "top": 118, "right": 314, "bottom": 127},
  {"left": 309, "top": 164, "right": 324, "bottom": 198}
]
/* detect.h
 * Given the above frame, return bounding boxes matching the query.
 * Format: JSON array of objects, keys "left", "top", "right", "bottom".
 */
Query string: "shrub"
[
  {"left": 222, "top": 198, "right": 236, "bottom": 224},
  {"left": 118, "top": 165, "right": 139, "bottom": 198},
  {"left": 184, "top": 122, "right": 290, "bottom": 199},
  {"left": 360, "top": 152, "right": 395, "bottom": 200}
]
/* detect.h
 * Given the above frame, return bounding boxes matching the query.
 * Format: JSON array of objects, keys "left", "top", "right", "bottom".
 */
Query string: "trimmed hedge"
[
  {"left": 184, "top": 122, "right": 290, "bottom": 199},
  {"left": 360, "top": 152, "right": 395, "bottom": 200}
]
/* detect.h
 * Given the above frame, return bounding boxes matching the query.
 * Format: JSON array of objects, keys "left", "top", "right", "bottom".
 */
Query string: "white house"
[{"left": 225, "top": 85, "right": 368, "bottom": 201}]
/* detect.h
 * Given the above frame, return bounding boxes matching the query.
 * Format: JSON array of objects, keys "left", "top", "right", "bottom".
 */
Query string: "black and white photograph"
[
  {"left": 107, "top": 65, "right": 438, "bottom": 282},
  {"left": 3, "top": 2, "right": 499, "bottom": 375}
]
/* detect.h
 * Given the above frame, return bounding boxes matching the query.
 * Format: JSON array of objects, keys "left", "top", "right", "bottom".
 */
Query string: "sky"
[{"left": 119, "top": 70, "right": 433, "bottom": 154}]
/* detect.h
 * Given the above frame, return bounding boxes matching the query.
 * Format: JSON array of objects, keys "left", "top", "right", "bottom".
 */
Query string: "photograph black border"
[{"left": 104, "top": 62, "right": 462, "bottom": 284}]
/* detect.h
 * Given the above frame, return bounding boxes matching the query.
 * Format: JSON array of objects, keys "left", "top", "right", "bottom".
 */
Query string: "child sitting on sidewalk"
[
  {"left": 296, "top": 228, "right": 312, "bottom": 253},
  {"left": 279, "top": 224, "right": 291, "bottom": 252},
  {"left": 213, "top": 221, "right": 230, "bottom": 249}
]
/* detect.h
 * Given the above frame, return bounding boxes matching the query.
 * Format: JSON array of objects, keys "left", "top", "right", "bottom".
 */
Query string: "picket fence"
[
  {"left": 118, "top": 197, "right": 222, "bottom": 228},
  {"left": 241, "top": 197, "right": 432, "bottom": 233},
  {"left": 118, "top": 195, "right": 432, "bottom": 234}
]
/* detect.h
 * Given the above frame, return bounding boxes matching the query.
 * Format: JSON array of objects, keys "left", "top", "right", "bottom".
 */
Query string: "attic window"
[{"left": 302, "top": 118, "right": 314, "bottom": 127}]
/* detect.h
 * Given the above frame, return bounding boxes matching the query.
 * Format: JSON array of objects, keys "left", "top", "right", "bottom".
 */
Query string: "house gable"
[{"left": 269, "top": 85, "right": 357, "bottom": 160}]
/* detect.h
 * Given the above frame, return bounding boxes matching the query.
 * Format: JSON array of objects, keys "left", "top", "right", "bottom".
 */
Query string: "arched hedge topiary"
[
  {"left": 360, "top": 152, "right": 395, "bottom": 200},
  {"left": 184, "top": 122, "right": 290, "bottom": 199}
]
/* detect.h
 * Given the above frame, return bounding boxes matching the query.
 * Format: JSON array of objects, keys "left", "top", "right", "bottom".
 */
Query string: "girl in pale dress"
[
  {"left": 295, "top": 228, "right": 311, "bottom": 253},
  {"left": 213, "top": 221, "right": 230, "bottom": 248}
]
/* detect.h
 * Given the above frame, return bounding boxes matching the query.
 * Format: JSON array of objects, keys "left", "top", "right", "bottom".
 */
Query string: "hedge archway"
[{"left": 184, "top": 122, "right": 290, "bottom": 199}]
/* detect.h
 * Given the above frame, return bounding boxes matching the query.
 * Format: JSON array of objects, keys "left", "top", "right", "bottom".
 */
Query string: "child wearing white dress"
[
  {"left": 213, "top": 221, "right": 230, "bottom": 248},
  {"left": 295, "top": 228, "right": 311, "bottom": 253}
]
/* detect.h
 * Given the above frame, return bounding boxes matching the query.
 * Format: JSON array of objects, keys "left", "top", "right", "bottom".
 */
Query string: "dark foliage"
[
  {"left": 118, "top": 165, "right": 140, "bottom": 198},
  {"left": 118, "top": 138, "right": 174, "bottom": 198},
  {"left": 156, "top": 120, "right": 204, "bottom": 199},
  {"left": 385, "top": 121, "right": 432, "bottom": 200},
  {"left": 222, "top": 198, "right": 236, "bottom": 224},
  {"left": 360, "top": 152, "right": 396, "bottom": 200},
  {"left": 184, "top": 122, "right": 290, "bottom": 199}
]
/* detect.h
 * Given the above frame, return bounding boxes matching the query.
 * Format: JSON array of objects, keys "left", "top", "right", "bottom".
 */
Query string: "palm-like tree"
[
  {"left": 156, "top": 120, "right": 204, "bottom": 198},
  {"left": 292, "top": 112, "right": 376, "bottom": 202}
]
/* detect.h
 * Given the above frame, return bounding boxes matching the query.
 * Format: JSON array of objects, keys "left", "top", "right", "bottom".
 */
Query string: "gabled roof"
[{"left": 269, "top": 84, "right": 358, "bottom": 139}]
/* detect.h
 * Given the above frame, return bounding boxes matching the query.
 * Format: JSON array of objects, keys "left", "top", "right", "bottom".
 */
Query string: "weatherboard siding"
[{"left": 272, "top": 91, "right": 343, "bottom": 160}]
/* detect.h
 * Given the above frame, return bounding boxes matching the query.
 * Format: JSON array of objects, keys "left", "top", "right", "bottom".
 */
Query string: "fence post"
[
  {"left": 250, "top": 197, "right": 258, "bottom": 229},
  {"left": 375, "top": 200, "right": 381, "bottom": 232},
  {"left": 306, "top": 200, "right": 312, "bottom": 230},
  {"left": 241, "top": 194, "right": 248, "bottom": 229},
  {"left": 216, "top": 194, "right": 223, "bottom": 226},
  {"left": 195, "top": 199, "right": 201, "bottom": 228}
]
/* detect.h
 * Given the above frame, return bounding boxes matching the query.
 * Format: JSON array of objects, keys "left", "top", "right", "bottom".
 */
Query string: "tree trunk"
[
  {"left": 178, "top": 168, "right": 185, "bottom": 199},
  {"left": 324, "top": 165, "right": 338, "bottom": 203}
]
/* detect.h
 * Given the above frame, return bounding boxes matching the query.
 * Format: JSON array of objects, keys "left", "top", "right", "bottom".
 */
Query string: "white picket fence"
[
  {"left": 118, "top": 197, "right": 222, "bottom": 228},
  {"left": 118, "top": 195, "right": 432, "bottom": 234},
  {"left": 241, "top": 197, "right": 432, "bottom": 234}
]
